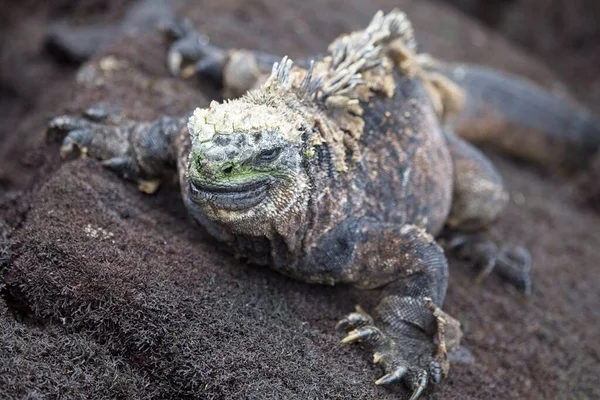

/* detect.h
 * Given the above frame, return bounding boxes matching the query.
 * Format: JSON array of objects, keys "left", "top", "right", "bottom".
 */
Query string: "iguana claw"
[{"left": 375, "top": 366, "right": 407, "bottom": 385}]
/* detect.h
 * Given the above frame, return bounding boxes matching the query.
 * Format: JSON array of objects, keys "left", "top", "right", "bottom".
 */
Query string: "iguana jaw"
[{"left": 188, "top": 177, "right": 271, "bottom": 211}]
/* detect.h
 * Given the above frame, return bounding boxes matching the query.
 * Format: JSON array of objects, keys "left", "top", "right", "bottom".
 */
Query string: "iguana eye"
[{"left": 255, "top": 147, "right": 282, "bottom": 165}]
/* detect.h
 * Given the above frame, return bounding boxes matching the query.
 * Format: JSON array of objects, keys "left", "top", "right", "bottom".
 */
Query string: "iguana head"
[{"left": 185, "top": 96, "right": 314, "bottom": 234}]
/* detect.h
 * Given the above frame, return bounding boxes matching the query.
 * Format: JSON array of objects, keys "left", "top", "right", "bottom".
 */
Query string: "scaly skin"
[{"left": 47, "top": 9, "right": 600, "bottom": 399}]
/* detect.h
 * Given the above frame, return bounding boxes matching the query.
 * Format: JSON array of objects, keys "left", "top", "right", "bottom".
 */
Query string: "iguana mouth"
[{"left": 189, "top": 178, "right": 270, "bottom": 211}]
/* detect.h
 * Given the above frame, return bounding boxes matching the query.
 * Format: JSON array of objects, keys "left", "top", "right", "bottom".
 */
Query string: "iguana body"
[{"left": 48, "top": 10, "right": 600, "bottom": 399}]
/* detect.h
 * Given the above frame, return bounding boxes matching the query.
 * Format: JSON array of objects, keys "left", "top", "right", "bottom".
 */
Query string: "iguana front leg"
[
  {"left": 166, "top": 19, "right": 311, "bottom": 98},
  {"left": 309, "top": 220, "right": 461, "bottom": 399},
  {"left": 166, "top": 19, "right": 279, "bottom": 98},
  {"left": 47, "top": 107, "right": 188, "bottom": 192}
]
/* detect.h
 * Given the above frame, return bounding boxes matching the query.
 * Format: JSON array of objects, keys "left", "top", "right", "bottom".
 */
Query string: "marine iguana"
[{"left": 47, "top": 9, "right": 600, "bottom": 399}]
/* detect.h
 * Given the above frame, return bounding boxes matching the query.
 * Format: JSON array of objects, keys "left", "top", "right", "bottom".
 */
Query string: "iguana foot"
[
  {"left": 444, "top": 233, "right": 532, "bottom": 294},
  {"left": 48, "top": 107, "right": 133, "bottom": 170},
  {"left": 47, "top": 106, "right": 185, "bottom": 191},
  {"left": 165, "top": 18, "right": 225, "bottom": 80},
  {"left": 336, "top": 301, "right": 461, "bottom": 399}
]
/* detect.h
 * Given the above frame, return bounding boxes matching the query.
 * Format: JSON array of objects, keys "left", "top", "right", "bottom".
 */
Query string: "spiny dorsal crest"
[
  {"left": 263, "top": 56, "right": 294, "bottom": 91},
  {"left": 319, "top": 9, "right": 415, "bottom": 100},
  {"left": 262, "top": 9, "right": 416, "bottom": 103}
]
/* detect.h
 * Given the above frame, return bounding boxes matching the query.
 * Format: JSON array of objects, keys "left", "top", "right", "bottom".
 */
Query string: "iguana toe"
[
  {"left": 60, "top": 130, "right": 93, "bottom": 159},
  {"left": 335, "top": 306, "right": 373, "bottom": 331},
  {"left": 340, "top": 326, "right": 383, "bottom": 344},
  {"left": 495, "top": 245, "right": 532, "bottom": 294}
]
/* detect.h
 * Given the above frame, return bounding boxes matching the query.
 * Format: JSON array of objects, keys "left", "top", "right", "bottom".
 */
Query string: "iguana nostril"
[
  {"left": 195, "top": 156, "right": 206, "bottom": 170},
  {"left": 222, "top": 165, "right": 233, "bottom": 175}
]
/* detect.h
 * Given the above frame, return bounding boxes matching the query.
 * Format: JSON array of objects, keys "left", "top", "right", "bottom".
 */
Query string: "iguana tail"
[{"left": 434, "top": 63, "right": 600, "bottom": 169}]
